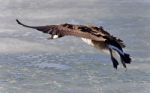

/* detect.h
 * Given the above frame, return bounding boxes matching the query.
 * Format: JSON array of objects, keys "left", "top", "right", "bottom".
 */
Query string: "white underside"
[
  {"left": 81, "top": 38, "right": 110, "bottom": 54},
  {"left": 81, "top": 38, "right": 123, "bottom": 62},
  {"left": 81, "top": 38, "right": 94, "bottom": 46},
  {"left": 51, "top": 35, "right": 123, "bottom": 56},
  {"left": 81, "top": 38, "right": 124, "bottom": 56}
]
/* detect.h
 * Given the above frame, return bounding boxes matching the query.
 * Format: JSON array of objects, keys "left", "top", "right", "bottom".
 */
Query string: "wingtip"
[
  {"left": 15, "top": 19, "right": 29, "bottom": 27},
  {"left": 16, "top": 19, "right": 21, "bottom": 25},
  {"left": 15, "top": 19, "right": 39, "bottom": 29}
]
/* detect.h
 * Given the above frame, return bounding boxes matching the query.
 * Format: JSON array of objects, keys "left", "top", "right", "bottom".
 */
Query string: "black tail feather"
[
  {"left": 112, "top": 57, "right": 119, "bottom": 69},
  {"left": 109, "top": 49, "right": 119, "bottom": 69},
  {"left": 120, "top": 53, "right": 131, "bottom": 64},
  {"left": 107, "top": 39, "right": 131, "bottom": 69}
]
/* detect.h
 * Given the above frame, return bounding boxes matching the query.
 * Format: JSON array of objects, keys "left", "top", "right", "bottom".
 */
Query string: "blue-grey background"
[{"left": 0, "top": 0, "right": 150, "bottom": 93}]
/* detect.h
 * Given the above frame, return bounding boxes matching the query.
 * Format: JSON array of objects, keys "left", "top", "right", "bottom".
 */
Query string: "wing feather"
[
  {"left": 16, "top": 19, "right": 105, "bottom": 41},
  {"left": 16, "top": 19, "right": 125, "bottom": 47}
]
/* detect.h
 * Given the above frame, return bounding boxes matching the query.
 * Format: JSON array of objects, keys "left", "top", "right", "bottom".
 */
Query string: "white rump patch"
[{"left": 81, "top": 38, "right": 94, "bottom": 46}]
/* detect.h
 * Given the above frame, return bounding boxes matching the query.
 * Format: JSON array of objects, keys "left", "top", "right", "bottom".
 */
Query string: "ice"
[
  {"left": 0, "top": 0, "right": 150, "bottom": 93},
  {"left": 34, "top": 63, "right": 70, "bottom": 70},
  {"left": 0, "top": 38, "right": 62, "bottom": 54}
]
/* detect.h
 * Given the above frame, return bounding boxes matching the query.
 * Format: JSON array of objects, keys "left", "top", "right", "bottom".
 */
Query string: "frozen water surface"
[{"left": 0, "top": 0, "right": 150, "bottom": 93}]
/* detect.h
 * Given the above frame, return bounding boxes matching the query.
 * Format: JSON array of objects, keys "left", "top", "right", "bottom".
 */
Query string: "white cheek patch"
[
  {"left": 47, "top": 35, "right": 59, "bottom": 39},
  {"left": 52, "top": 35, "right": 59, "bottom": 39}
]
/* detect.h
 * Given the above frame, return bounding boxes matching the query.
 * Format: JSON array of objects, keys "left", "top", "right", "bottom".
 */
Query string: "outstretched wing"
[
  {"left": 16, "top": 19, "right": 106, "bottom": 41},
  {"left": 74, "top": 25, "right": 125, "bottom": 48}
]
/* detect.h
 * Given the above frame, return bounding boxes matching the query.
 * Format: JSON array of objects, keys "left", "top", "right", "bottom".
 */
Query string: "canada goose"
[{"left": 16, "top": 19, "right": 131, "bottom": 69}]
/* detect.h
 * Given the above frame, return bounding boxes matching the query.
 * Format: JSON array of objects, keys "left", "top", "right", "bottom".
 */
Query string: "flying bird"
[{"left": 16, "top": 19, "right": 131, "bottom": 69}]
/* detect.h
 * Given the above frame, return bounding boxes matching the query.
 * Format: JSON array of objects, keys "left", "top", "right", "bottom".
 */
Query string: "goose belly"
[
  {"left": 81, "top": 38, "right": 110, "bottom": 54},
  {"left": 81, "top": 38, "right": 94, "bottom": 46}
]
